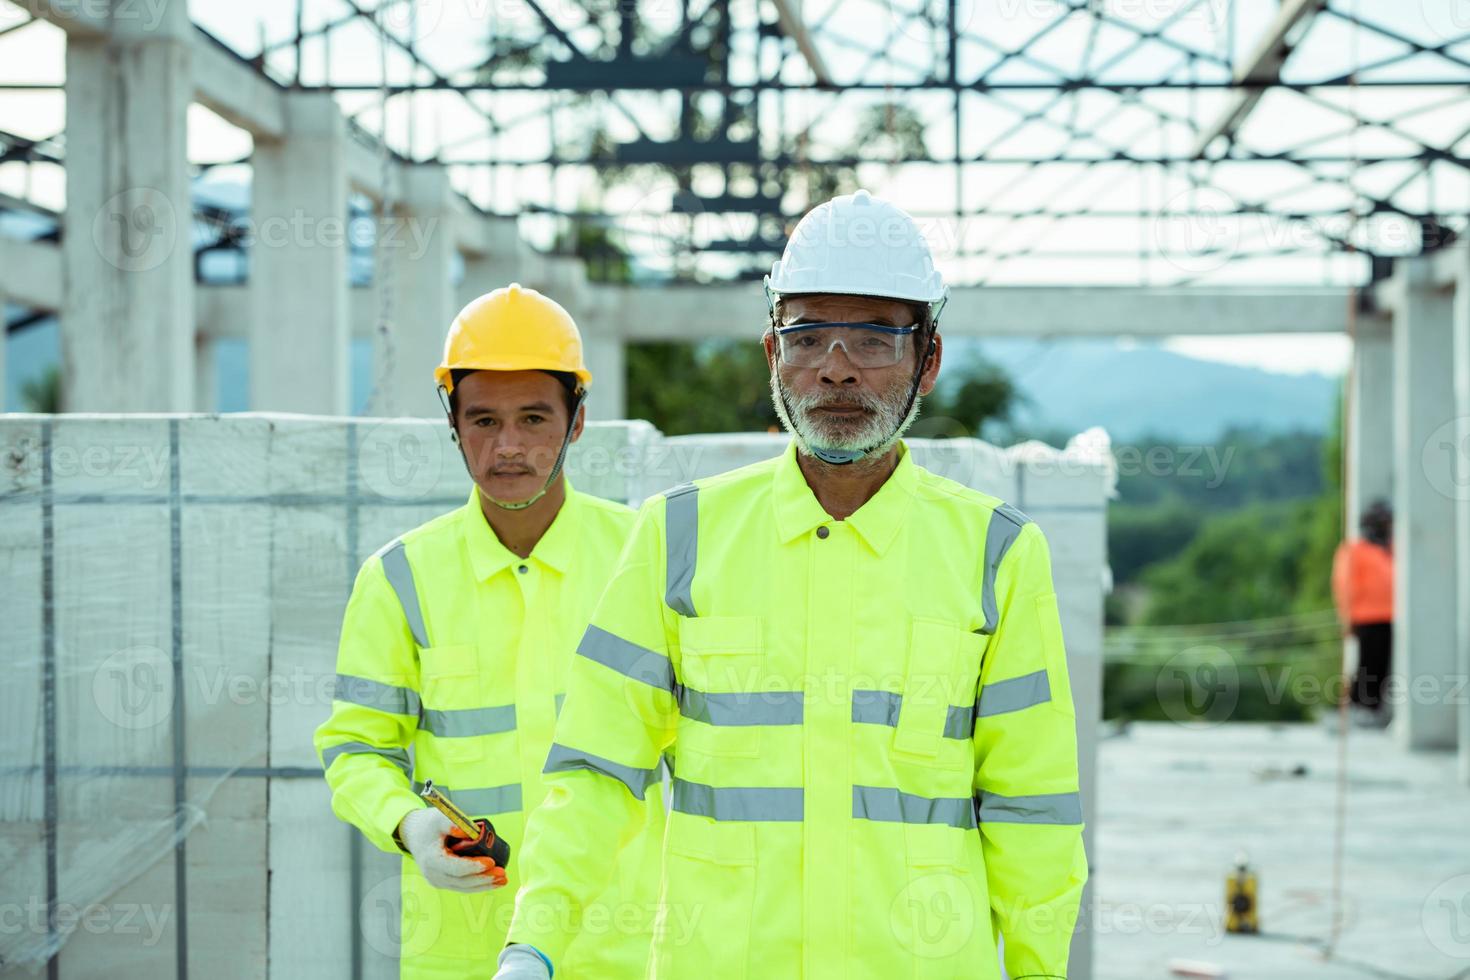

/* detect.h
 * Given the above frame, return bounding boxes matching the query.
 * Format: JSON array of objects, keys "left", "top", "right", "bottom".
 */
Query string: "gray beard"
[{"left": 769, "top": 370, "right": 922, "bottom": 464}]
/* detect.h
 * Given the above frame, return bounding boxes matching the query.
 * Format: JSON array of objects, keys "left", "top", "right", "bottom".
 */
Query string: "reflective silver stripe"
[
  {"left": 555, "top": 693, "right": 565, "bottom": 716},
  {"left": 678, "top": 687, "right": 803, "bottom": 726},
  {"left": 321, "top": 740, "right": 411, "bottom": 777},
  {"left": 334, "top": 673, "right": 421, "bottom": 716},
  {"left": 578, "top": 625, "right": 674, "bottom": 691},
  {"left": 379, "top": 540, "right": 429, "bottom": 648},
  {"left": 851, "top": 689, "right": 901, "bottom": 727},
  {"left": 977, "top": 669, "right": 1052, "bottom": 718},
  {"left": 419, "top": 704, "right": 516, "bottom": 738},
  {"left": 979, "top": 503, "right": 1031, "bottom": 635},
  {"left": 664, "top": 483, "right": 699, "bottom": 617},
  {"left": 976, "top": 789, "right": 1083, "bottom": 825},
  {"left": 942, "top": 704, "right": 973, "bottom": 739},
  {"left": 851, "top": 690, "right": 973, "bottom": 740},
  {"left": 413, "top": 781, "right": 522, "bottom": 815},
  {"left": 671, "top": 778, "right": 804, "bottom": 822},
  {"left": 852, "top": 785, "right": 976, "bottom": 830},
  {"left": 543, "top": 742, "right": 661, "bottom": 801}
]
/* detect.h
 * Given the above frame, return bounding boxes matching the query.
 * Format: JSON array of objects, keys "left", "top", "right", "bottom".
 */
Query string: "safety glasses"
[{"left": 774, "top": 322, "right": 915, "bottom": 369}]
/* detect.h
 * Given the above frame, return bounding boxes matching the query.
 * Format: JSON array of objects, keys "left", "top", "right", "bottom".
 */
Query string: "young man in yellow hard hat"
[{"left": 315, "top": 283, "right": 665, "bottom": 978}]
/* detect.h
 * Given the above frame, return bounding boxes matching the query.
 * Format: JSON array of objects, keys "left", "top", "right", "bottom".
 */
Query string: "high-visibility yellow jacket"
[
  {"left": 509, "top": 440, "right": 1088, "bottom": 979},
  {"left": 314, "top": 483, "right": 665, "bottom": 979}
]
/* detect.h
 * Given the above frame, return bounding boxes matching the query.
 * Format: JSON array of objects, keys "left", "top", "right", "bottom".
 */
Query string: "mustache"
[
  {"left": 461, "top": 445, "right": 543, "bottom": 475},
  {"left": 785, "top": 387, "right": 887, "bottom": 413}
]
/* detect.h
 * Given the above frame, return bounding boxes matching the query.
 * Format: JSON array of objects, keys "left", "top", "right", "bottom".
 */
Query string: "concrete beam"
[
  {"left": 1192, "top": 0, "right": 1324, "bottom": 157},
  {"left": 0, "top": 235, "right": 63, "bottom": 311},
  {"left": 1386, "top": 257, "right": 1461, "bottom": 752},
  {"left": 194, "top": 283, "right": 370, "bottom": 341},
  {"left": 24, "top": 2, "right": 289, "bottom": 138},
  {"left": 16, "top": 0, "right": 107, "bottom": 37},
  {"left": 601, "top": 284, "right": 1367, "bottom": 340},
  {"left": 192, "top": 30, "right": 286, "bottom": 138},
  {"left": 194, "top": 281, "right": 1374, "bottom": 341},
  {"left": 771, "top": 0, "right": 833, "bottom": 86}
]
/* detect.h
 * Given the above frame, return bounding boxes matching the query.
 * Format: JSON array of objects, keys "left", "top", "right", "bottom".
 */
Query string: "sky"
[{"left": 0, "top": 0, "right": 1463, "bottom": 376}]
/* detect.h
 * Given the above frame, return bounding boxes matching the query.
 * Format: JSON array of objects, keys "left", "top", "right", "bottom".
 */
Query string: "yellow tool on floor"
[{"left": 1225, "top": 852, "right": 1259, "bottom": 934}]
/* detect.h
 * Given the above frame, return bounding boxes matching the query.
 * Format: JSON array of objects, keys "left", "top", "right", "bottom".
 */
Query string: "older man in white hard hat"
[{"left": 494, "top": 191, "right": 1087, "bottom": 979}]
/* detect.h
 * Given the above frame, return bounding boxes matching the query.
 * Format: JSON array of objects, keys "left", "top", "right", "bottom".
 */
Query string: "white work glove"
[
  {"left": 398, "top": 807, "right": 505, "bottom": 893},
  {"left": 493, "top": 944, "right": 552, "bottom": 979}
]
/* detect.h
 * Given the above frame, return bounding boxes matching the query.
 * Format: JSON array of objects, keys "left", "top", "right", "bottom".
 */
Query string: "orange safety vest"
[{"left": 1331, "top": 538, "right": 1393, "bottom": 625}]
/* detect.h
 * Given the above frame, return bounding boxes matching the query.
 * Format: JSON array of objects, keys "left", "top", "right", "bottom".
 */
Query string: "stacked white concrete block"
[{"left": 0, "top": 415, "right": 1107, "bottom": 979}]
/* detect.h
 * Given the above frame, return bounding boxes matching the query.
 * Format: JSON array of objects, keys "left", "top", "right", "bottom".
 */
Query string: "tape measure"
[{"left": 420, "top": 780, "right": 512, "bottom": 869}]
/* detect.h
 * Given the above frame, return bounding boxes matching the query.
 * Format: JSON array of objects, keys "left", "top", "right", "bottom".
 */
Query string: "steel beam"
[{"left": 1193, "top": 0, "right": 1325, "bottom": 158}]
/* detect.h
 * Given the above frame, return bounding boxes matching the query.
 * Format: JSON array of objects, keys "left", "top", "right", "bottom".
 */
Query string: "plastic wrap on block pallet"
[{"left": 0, "top": 414, "right": 654, "bottom": 973}]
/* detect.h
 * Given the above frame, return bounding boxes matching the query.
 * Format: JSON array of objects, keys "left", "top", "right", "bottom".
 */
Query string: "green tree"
[
  {"left": 852, "top": 103, "right": 930, "bottom": 163},
  {"left": 1107, "top": 499, "right": 1203, "bottom": 586},
  {"left": 21, "top": 366, "right": 60, "bottom": 413},
  {"left": 923, "top": 360, "right": 1020, "bottom": 441},
  {"left": 627, "top": 340, "right": 776, "bottom": 436},
  {"left": 1139, "top": 499, "right": 1323, "bottom": 626},
  {"left": 1293, "top": 381, "right": 1344, "bottom": 615}
]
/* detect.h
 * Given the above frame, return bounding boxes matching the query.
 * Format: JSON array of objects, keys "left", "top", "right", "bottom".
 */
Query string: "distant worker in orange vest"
[{"left": 1331, "top": 499, "right": 1394, "bottom": 726}]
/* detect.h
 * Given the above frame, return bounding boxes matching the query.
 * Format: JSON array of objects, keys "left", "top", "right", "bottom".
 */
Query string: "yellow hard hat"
[{"left": 435, "top": 282, "right": 592, "bottom": 396}]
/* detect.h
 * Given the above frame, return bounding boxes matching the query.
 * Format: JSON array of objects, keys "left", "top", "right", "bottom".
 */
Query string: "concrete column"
[
  {"left": 1, "top": 295, "right": 8, "bottom": 411},
  {"left": 61, "top": 2, "right": 194, "bottom": 412},
  {"left": 581, "top": 318, "right": 627, "bottom": 421},
  {"left": 377, "top": 165, "right": 455, "bottom": 418},
  {"left": 527, "top": 256, "right": 626, "bottom": 418},
  {"left": 194, "top": 333, "right": 216, "bottom": 413},
  {"left": 250, "top": 93, "right": 349, "bottom": 415},
  {"left": 1347, "top": 319, "right": 1395, "bottom": 523},
  {"left": 1450, "top": 246, "right": 1470, "bottom": 783},
  {"left": 456, "top": 218, "right": 526, "bottom": 310},
  {"left": 1388, "top": 257, "right": 1461, "bottom": 751},
  {"left": 457, "top": 257, "right": 493, "bottom": 313}
]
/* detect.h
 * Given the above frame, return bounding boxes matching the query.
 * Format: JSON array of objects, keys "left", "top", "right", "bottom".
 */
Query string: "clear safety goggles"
[{"left": 774, "top": 322, "right": 916, "bottom": 369}]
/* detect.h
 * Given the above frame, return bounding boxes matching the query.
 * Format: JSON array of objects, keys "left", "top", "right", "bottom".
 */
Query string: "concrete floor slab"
[{"left": 1094, "top": 720, "right": 1470, "bottom": 980}]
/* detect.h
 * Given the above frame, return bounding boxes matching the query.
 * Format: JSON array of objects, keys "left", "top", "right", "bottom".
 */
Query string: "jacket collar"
[
  {"left": 462, "top": 478, "right": 581, "bottom": 580},
  {"left": 771, "top": 439, "right": 917, "bottom": 556}
]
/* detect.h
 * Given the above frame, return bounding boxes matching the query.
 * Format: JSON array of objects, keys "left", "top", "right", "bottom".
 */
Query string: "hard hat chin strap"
[{"left": 441, "top": 386, "right": 587, "bottom": 511}]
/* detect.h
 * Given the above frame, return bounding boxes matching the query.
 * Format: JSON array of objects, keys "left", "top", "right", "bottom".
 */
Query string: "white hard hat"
[{"left": 766, "top": 189, "right": 947, "bottom": 308}]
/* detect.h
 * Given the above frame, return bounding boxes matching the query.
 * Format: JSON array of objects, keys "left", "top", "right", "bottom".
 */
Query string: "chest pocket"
[
  {"left": 418, "top": 645, "right": 481, "bottom": 708},
  {"left": 891, "top": 618, "right": 982, "bottom": 771},
  {"left": 676, "top": 616, "right": 764, "bottom": 693},
  {"left": 675, "top": 616, "right": 765, "bottom": 760}
]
